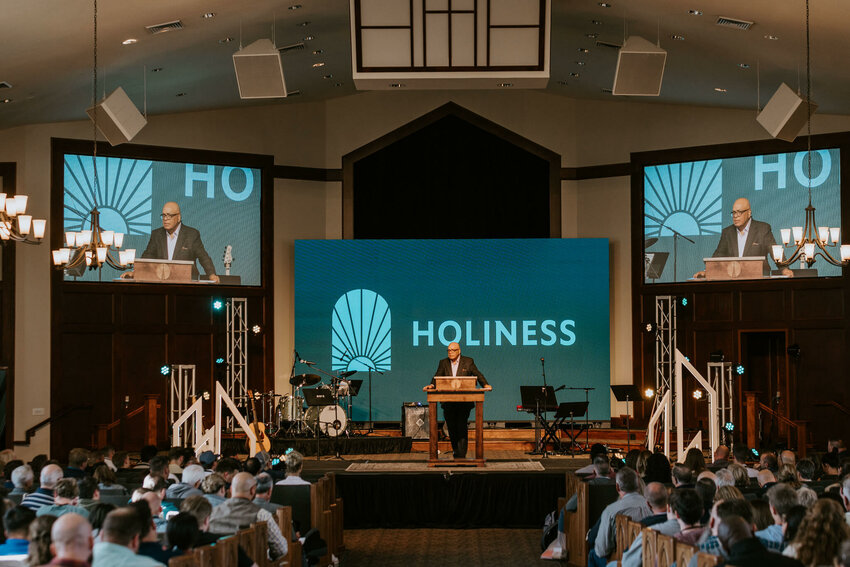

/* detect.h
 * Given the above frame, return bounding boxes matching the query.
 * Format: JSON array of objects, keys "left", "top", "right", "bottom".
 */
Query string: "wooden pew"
[
  {"left": 276, "top": 506, "right": 302, "bottom": 567},
  {"left": 213, "top": 535, "right": 239, "bottom": 567},
  {"left": 566, "top": 479, "right": 618, "bottom": 567},
  {"left": 237, "top": 525, "right": 258, "bottom": 566},
  {"left": 642, "top": 528, "right": 657, "bottom": 567},
  {"left": 168, "top": 555, "right": 197, "bottom": 567},
  {"left": 656, "top": 534, "right": 675, "bottom": 567},
  {"left": 695, "top": 552, "right": 720, "bottom": 567},
  {"left": 613, "top": 514, "right": 631, "bottom": 562},
  {"left": 674, "top": 539, "right": 695, "bottom": 567}
]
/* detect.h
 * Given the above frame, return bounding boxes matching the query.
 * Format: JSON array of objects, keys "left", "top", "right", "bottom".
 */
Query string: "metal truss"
[{"left": 226, "top": 298, "right": 248, "bottom": 430}]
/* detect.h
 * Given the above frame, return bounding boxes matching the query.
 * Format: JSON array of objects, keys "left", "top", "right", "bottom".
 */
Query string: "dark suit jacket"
[
  {"left": 431, "top": 355, "right": 488, "bottom": 387},
  {"left": 712, "top": 219, "right": 777, "bottom": 274},
  {"left": 142, "top": 224, "right": 216, "bottom": 278}
]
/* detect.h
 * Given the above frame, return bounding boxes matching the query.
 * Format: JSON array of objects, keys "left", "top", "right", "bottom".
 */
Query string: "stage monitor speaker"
[
  {"left": 756, "top": 82, "right": 817, "bottom": 142},
  {"left": 612, "top": 36, "right": 667, "bottom": 96},
  {"left": 86, "top": 86, "right": 147, "bottom": 146},
  {"left": 232, "top": 38, "right": 288, "bottom": 99},
  {"left": 401, "top": 403, "right": 430, "bottom": 439}
]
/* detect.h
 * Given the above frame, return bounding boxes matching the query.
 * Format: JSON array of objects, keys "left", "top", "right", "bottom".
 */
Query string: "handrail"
[
  {"left": 99, "top": 404, "right": 147, "bottom": 433},
  {"left": 745, "top": 391, "right": 808, "bottom": 458},
  {"left": 13, "top": 404, "right": 93, "bottom": 446},
  {"left": 757, "top": 402, "right": 799, "bottom": 430},
  {"left": 814, "top": 400, "right": 850, "bottom": 417},
  {"left": 94, "top": 395, "right": 159, "bottom": 448}
]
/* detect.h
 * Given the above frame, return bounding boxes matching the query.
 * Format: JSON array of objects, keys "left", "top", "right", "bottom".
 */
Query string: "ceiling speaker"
[
  {"left": 86, "top": 87, "right": 147, "bottom": 146},
  {"left": 232, "top": 39, "right": 288, "bottom": 99},
  {"left": 612, "top": 36, "right": 667, "bottom": 96},
  {"left": 756, "top": 83, "right": 817, "bottom": 142}
]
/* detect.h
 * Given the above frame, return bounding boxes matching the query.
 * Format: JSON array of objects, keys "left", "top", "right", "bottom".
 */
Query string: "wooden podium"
[
  {"left": 133, "top": 258, "right": 194, "bottom": 283},
  {"left": 704, "top": 256, "right": 766, "bottom": 280},
  {"left": 427, "top": 378, "right": 487, "bottom": 467}
]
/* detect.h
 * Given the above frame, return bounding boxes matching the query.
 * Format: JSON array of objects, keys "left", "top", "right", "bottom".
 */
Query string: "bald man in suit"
[{"left": 141, "top": 201, "right": 219, "bottom": 282}]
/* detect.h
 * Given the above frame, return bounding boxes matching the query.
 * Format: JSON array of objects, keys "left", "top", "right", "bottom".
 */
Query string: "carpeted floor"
[{"left": 341, "top": 528, "right": 557, "bottom": 566}]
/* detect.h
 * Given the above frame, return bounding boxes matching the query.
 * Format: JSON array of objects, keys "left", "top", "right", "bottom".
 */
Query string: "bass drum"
[{"left": 304, "top": 405, "right": 348, "bottom": 437}]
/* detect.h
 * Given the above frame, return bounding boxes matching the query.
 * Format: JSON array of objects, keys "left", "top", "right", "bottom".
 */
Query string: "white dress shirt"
[
  {"left": 736, "top": 218, "right": 751, "bottom": 257},
  {"left": 166, "top": 223, "right": 182, "bottom": 260}
]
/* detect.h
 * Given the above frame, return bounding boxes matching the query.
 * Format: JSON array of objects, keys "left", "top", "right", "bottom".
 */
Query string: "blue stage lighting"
[
  {"left": 736, "top": 364, "right": 745, "bottom": 375},
  {"left": 160, "top": 365, "right": 171, "bottom": 376},
  {"left": 212, "top": 299, "right": 224, "bottom": 311}
]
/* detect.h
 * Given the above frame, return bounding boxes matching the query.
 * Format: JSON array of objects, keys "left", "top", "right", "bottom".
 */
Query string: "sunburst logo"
[
  {"left": 644, "top": 159, "right": 723, "bottom": 238},
  {"left": 64, "top": 155, "right": 153, "bottom": 235},
  {"left": 331, "top": 289, "right": 391, "bottom": 372}
]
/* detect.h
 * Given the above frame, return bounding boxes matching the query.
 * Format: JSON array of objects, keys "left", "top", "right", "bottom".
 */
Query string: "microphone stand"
[
  {"left": 540, "top": 358, "right": 549, "bottom": 457},
  {"left": 361, "top": 360, "right": 384, "bottom": 435},
  {"left": 665, "top": 227, "right": 695, "bottom": 282}
]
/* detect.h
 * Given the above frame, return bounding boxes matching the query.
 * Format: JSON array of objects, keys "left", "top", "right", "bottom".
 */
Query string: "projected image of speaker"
[
  {"left": 86, "top": 86, "right": 147, "bottom": 146},
  {"left": 402, "top": 403, "right": 429, "bottom": 439},
  {"left": 757, "top": 83, "right": 817, "bottom": 142},
  {"left": 612, "top": 36, "right": 667, "bottom": 96},
  {"left": 232, "top": 38, "right": 288, "bottom": 99}
]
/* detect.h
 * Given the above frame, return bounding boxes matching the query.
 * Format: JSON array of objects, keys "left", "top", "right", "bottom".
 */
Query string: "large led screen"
[
  {"left": 643, "top": 148, "right": 841, "bottom": 282},
  {"left": 62, "top": 154, "right": 262, "bottom": 285},
  {"left": 294, "top": 239, "right": 611, "bottom": 422}
]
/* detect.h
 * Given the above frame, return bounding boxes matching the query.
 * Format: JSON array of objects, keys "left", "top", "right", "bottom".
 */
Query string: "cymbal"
[
  {"left": 338, "top": 370, "right": 357, "bottom": 378},
  {"left": 290, "top": 373, "right": 321, "bottom": 387},
  {"left": 644, "top": 237, "right": 658, "bottom": 249}
]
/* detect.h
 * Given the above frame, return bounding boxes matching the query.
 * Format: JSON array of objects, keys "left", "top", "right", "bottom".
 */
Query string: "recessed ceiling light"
[
  {"left": 303, "top": 35, "right": 314, "bottom": 41},
  {"left": 670, "top": 34, "right": 685, "bottom": 41},
  {"left": 557, "top": 80, "right": 568, "bottom": 86},
  {"left": 334, "top": 82, "right": 343, "bottom": 87},
  {"left": 122, "top": 38, "right": 137, "bottom": 45},
  {"left": 738, "top": 63, "right": 751, "bottom": 69},
  {"left": 389, "top": 83, "right": 405, "bottom": 88},
  {"left": 202, "top": 12, "right": 216, "bottom": 19},
  {"left": 219, "top": 37, "right": 234, "bottom": 44},
  {"left": 598, "top": 2, "right": 612, "bottom": 7},
  {"left": 497, "top": 82, "right": 513, "bottom": 87},
  {"left": 585, "top": 33, "right": 599, "bottom": 39},
  {"left": 575, "top": 61, "right": 586, "bottom": 66},
  {"left": 312, "top": 49, "right": 324, "bottom": 55},
  {"left": 297, "top": 21, "right": 311, "bottom": 27},
  {"left": 323, "top": 74, "right": 333, "bottom": 79},
  {"left": 591, "top": 20, "right": 603, "bottom": 25},
  {"left": 312, "top": 62, "right": 325, "bottom": 68},
  {"left": 569, "top": 72, "right": 580, "bottom": 78},
  {"left": 688, "top": 10, "right": 703, "bottom": 15},
  {"left": 288, "top": 4, "right": 302, "bottom": 9},
  {"left": 151, "top": 67, "right": 163, "bottom": 72},
  {"left": 1, "top": 99, "right": 12, "bottom": 104},
  {"left": 577, "top": 48, "right": 589, "bottom": 53},
  {"left": 714, "top": 87, "right": 727, "bottom": 92},
  {"left": 602, "top": 88, "right": 613, "bottom": 94},
  {"left": 764, "top": 34, "right": 779, "bottom": 40},
  {"left": 176, "top": 92, "right": 187, "bottom": 97}
]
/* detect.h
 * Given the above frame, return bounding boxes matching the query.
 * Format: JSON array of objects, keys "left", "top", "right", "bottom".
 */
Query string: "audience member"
[
  {"left": 756, "top": 469, "right": 776, "bottom": 491},
  {"left": 77, "top": 477, "right": 100, "bottom": 512},
  {"left": 822, "top": 451, "right": 842, "bottom": 480},
  {"left": 165, "top": 513, "right": 198, "bottom": 554},
  {"left": 276, "top": 450, "right": 310, "bottom": 486},
  {"left": 564, "top": 456, "right": 613, "bottom": 512},
  {"left": 643, "top": 453, "right": 672, "bottom": 485},
  {"left": 641, "top": 482, "right": 670, "bottom": 527},
  {"left": 3, "top": 460, "right": 22, "bottom": 490},
  {"left": 243, "top": 458, "right": 262, "bottom": 477},
  {"left": 0, "top": 506, "right": 35, "bottom": 556},
  {"left": 167, "top": 448, "right": 185, "bottom": 476},
  {"left": 22, "top": 464, "right": 63, "bottom": 512},
  {"left": 208, "top": 472, "right": 287, "bottom": 559},
  {"left": 142, "top": 456, "right": 174, "bottom": 489},
  {"left": 776, "top": 464, "right": 801, "bottom": 489},
  {"left": 130, "top": 501, "right": 178, "bottom": 564},
  {"left": 166, "top": 465, "right": 205, "bottom": 499},
  {"left": 138, "top": 490, "right": 167, "bottom": 534},
  {"left": 589, "top": 467, "right": 648, "bottom": 566},
  {"left": 790, "top": 498, "right": 850, "bottom": 565},
  {"left": 796, "top": 458, "right": 815, "bottom": 483},
  {"left": 197, "top": 451, "right": 217, "bottom": 472},
  {"left": 27, "top": 515, "right": 58, "bottom": 566},
  {"left": 101, "top": 446, "right": 117, "bottom": 472},
  {"left": 112, "top": 451, "right": 131, "bottom": 470},
  {"left": 64, "top": 449, "right": 89, "bottom": 479},
  {"left": 755, "top": 483, "right": 798, "bottom": 551},
  {"left": 574, "top": 444, "right": 608, "bottom": 476},
  {"left": 619, "top": 484, "right": 681, "bottom": 567},
  {"left": 840, "top": 540, "right": 850, "bottom": 567},
  {"left": 29, "top": 455, "right": 49, "bottom": 481},
  {"left": 715, "top": 515, "right": 802, "bottom": 567},
  {"left": 671, "top": 464, "right": 694, "bottom": 488},
  {"left": 37, "top": 479, "right": 90, "bottom": 519},
  {"left": 779, "top": 504, "right": 807, "bottom": 559},
  {"left": 92, "top": 507, "right": 164, "bottom": 567},
  {"left": 731, "top": 446, "right": 758, "bottom": 478},
  {"left": 635, "top": 450, "right": 652, "bottom": 478},
  {"left": 796, "top": 485, "right": 817, "bottom": 509},
  {"left": 714, "top": 485, "right": 744, "bottom": 502},
  {"left": 214, "top": 458, "right": 242, "bottom": 488},
  {"left": 200, "top": 474, "right": 227, "bottom": 508},
  {"left": 45, "top": 512, "right": 93, "bottom": 567},
  {"left": 711, "top": 445, "right": 730, "bottom": 468},
  {"left": 683, "top": 448, "right": 707, "bottom": 476},
  {"left": 691, "top": 498, "right": 754, "bottom": 563},
  {"left": 750, "top": 500, "right": 774, "bottom": 532},
  {"left": 134, "top": 446, "right": 158, "bottom": 470},
  {"left": 88, "top": 502, "right": 116, "bottom": 537},
  {"left": 779, "top": 450, "right": 796, "bottom": 467},
  {"left": 670, "top": 489, "right": 706, "bottom": 545},
  {"left": 695, "top": 477, "right": 716, "bottom": 524},
  {"left": 253, "top": 473, "right": 281, "bottom": 514},
  {"left": 179, "top": 495, "right": 254, "bottom": 567},
  {"left": 10, "top": 465, "right": 34, "bottom": 496},
  {"left": 758, "top": 452, "right": 779, "bottom": 474},
  {"left": 714, "top": 469, "right": 734, "bottom": 488},
  {"left": 93, "top": 464, "right": 128, "bottom": 496},
  {"left": 727, "top": 464, "right": 750, "bottom": 489}
]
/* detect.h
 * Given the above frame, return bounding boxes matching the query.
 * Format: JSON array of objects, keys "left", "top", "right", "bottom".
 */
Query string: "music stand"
[
  {"left": 610, "top": 385, "right": 646, "bottom": 452},
  {"left": 520, "top": 386, "right": 558, "bottom": 455},
  {"left": 347, "top": 379, "right": 363, "bottom": 397},
  {"left": 303, "top": 387, "right": 335, "bottom": 460},
  {"left": 554, "top": 401, "right": 589, "bottom": 456},
  {"left": 644, "top": 252, "right": 669, "bottom": 282}
]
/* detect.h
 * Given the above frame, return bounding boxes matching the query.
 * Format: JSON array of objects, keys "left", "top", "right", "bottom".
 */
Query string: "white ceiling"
[{"left": 1, "top": 0, "right": 848, "bottom": 131}]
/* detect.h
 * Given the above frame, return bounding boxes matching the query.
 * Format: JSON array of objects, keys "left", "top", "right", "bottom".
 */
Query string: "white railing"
[{"left": 171, "top": 382, "right": 259, "bottom": 456}]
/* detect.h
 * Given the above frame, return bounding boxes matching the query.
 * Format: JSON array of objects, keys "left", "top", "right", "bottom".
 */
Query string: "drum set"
[{"left": 242, "top": 368, "right": 362, "bottom": 439}]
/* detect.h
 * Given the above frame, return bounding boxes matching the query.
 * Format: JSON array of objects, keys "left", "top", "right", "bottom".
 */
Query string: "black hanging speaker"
[{"left": 401, "top": 403, "right": 430, "bottom": 439}]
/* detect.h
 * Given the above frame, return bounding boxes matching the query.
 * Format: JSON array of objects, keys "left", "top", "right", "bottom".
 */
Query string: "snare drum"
[
  {"left": 304, "top": 405, "right": 348, "bottom": 437},
  {"left": 277, "top": 394, "right": 304, "bottom": 424}
]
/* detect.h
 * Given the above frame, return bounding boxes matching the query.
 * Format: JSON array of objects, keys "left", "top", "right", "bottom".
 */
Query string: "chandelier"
[
  {"left": 773, "top": 0, "right": 850, "bottom": 269},
  {"left": 52, "top": 0, "right": 136, "bottom": 274},
  {"left": 0, "top": 194, "right": 46, "bottom": 244}
]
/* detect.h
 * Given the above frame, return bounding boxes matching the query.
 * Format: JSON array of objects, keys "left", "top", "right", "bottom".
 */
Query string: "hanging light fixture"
[
  {"left": 52, "top": 0, "right": 135, "bottom": 274},
  {"left": 773, "top": 0, "right": 850, "bottom": 269},
  {"left": 0, "top": 193, "right": 46, "bottom": 244}
]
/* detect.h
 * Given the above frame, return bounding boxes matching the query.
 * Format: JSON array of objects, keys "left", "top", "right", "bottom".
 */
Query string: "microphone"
[
  {"left": 554, "top": 385, "right": 565, "bottom": 392},
  {"left": 540, "top": 357, "right": 545, "bottom": 364},
  {"left": 300, "top": 359, "right": 316, "bottom": 366}
]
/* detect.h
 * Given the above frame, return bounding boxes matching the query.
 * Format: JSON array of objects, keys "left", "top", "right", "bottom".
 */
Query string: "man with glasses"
[
  {"left": 138, "top": 201, "right": 219, "bottom": 282},
  {"left": 694, "top": 197, "right": 791, "bottom": 278},
  {"left": 423, "top": 342, "right": 491, "bottom": 459}
]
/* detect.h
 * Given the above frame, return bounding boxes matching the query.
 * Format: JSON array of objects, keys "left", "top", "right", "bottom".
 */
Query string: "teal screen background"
[{"left": 294, "top": 239, "right": 611, "bottom": 422}]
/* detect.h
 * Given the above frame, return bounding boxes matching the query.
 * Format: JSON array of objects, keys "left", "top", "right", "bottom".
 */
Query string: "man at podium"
[
  {"left": 423, "top": 342, "right": 491, "bottom": 459},
  {"left": 125, "top": 201, "right": 219, "bottom": 282},
  {"left": 693, "top": 197, "right": 792, "bottom": 278}
]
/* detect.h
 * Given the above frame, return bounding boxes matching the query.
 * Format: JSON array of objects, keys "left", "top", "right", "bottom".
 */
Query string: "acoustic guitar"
[{"left": 246, "top": 389, "right": 271, "bottom": 452}]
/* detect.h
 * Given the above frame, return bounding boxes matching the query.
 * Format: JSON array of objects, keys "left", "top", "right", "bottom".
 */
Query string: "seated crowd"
[
  {"left": 0, "top": 444, "right": 319, "bottom": 566},
  {"left": 556, "top": 440, "right": 850, "bottom": 567}
]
